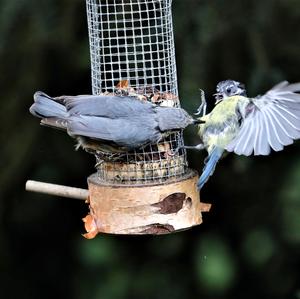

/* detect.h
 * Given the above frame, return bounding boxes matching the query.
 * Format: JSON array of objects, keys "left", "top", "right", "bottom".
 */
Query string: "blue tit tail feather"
[{"left": 198, "top": 147, "right": 224, "bottom": 190}]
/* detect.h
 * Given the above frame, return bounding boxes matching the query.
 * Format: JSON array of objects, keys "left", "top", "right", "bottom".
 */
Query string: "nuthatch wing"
[
  {"left": 30, "top": 92, "right": 197, "bottom": 153},
  {"left": 185, "top": 80, "right": 300, "bottom": 189}
]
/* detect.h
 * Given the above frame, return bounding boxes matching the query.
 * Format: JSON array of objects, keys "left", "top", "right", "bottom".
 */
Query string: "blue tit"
[
  {"left": 185, "top": 80, "right": 300, "bottom": 189},
  {"left": 30, "top": 92, "right": 197, "bottom": 154}
]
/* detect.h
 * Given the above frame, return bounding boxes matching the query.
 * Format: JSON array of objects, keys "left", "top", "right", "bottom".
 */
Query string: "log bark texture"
[{"left": 83, "top": 170, "right": 211, "bottom": 237}]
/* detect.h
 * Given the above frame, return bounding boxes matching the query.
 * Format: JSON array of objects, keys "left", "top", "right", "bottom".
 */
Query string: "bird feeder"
[{"left": 26, "top": 0, "right": 211, "bottom": 236}]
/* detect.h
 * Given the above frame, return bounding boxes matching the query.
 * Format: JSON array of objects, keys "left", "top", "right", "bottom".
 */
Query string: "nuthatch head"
[{"left": 214, "top": 80, "right": 246, "bottom": 104}]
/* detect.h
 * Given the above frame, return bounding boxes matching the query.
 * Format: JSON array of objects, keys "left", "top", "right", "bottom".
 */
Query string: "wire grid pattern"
[
  {"left": 95, "top": 132, "right": 187, "bottom": 184},
  {"left": 86, "top": 0, "right": 188, "bottom": 184},
  {"left": 86, "top": 0, "right": 178, "bottom": 98}
]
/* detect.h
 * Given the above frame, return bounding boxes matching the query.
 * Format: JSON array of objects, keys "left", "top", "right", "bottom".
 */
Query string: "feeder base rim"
[{"left": 88, "top": 168, "right": 198, "bottom": 188}]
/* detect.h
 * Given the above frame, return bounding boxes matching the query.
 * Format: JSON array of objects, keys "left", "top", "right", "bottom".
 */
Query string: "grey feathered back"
[
  {"left": 62, "top": 95, "right": 154, "bottom": 118},
  {"left": 30, "top": 92, "right": 194, "bottom": 149}
]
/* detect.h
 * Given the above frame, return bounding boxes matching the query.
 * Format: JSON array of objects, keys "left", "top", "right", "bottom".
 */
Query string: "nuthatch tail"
[
  {"left": 30, "top": 92, "right": 197, "bottom": 153},
  {"left": 184, "top": 80, "right": 300, "bottom": 189}
]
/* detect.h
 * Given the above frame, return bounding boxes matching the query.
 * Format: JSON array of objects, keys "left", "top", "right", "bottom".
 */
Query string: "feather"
[
  {"left": 64, "top": 95, "right": 154, "bottom": 118},
  {"left": 198, "top": 147, "right": 224, "bottom": 189},
  {"left": 67, "top": 116, "right": 161, "bottom": 148},
  {"left": 263, "top": 109, "right": 283, "bottom": 151},
  {"left": 30, "top": 92, "right": 68, "bottom": 129},
  {"left": 226, "top": 82, "right": 300, "bottom": 155},
  {"left": 238, "top": 118, "right": 255, "bottom": 156}
]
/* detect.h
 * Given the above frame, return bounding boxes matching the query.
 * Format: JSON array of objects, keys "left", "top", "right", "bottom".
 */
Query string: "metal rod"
[{"left": 25, "top": 180, "right": 89, "bottom": 200}]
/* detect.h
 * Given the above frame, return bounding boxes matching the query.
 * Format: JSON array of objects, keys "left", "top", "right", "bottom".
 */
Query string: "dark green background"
[{"left": 1, "top": 0, "right": 300, "bottom": 298}]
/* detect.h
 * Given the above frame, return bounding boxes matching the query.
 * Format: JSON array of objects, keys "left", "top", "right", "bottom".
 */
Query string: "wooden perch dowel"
[
  {"left": 26, "top": 172, "right": 211, "bottom": 237},
  {"left": 25, "top": 180, "right": 89, "bottom": 200}
]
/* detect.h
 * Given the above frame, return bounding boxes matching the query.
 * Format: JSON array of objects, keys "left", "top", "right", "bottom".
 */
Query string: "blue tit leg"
[{"left": 194, "top": 89, "right": 207, "bottom": 116}]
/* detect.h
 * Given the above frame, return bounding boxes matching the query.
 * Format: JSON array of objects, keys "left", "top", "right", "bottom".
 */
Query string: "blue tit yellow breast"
[{"left": 198, "top": 96, "right": 247, "bottom": 153}]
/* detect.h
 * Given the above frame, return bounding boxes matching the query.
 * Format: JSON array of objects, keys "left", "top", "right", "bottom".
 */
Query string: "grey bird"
[{"left": 30, "top": 92, "right": 196, "bottom": 153}]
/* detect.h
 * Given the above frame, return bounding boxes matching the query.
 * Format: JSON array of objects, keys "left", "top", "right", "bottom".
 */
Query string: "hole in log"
[
  {"left": 151, "top": 192, "right": 190, "bottom": 214},
  {"left": 141, "top": 223, "right": 175, "bottom": 234},
  {"left": 186, "top": 197, "right": 192, "bottom": 208}
]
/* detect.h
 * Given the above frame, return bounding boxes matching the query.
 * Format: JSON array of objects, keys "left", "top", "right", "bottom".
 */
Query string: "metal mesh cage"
[
  {"left": 86, "top": 0, "right": 188, "bottom": 184},
  {"left": 86, "top": 0, "right": 178, "bottom": 97}
]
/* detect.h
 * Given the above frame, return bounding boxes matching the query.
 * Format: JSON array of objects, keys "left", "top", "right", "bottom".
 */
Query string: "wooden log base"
[{"left": 83, "top": 169, "right": 211, "bottom": 237}]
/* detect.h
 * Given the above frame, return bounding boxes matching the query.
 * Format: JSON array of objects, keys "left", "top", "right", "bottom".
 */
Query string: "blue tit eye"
[{"left": 226, "top": 87, "right": 232, "bottom": 93}]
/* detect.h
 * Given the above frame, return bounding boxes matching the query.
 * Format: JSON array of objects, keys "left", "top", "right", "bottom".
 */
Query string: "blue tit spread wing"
[
  {"left": 226, "top": 81, "right": 300, "bottom": 156},
  {"left": 67, "top": 115, "right": 161, "bottom": 148},
  {"left": 60, "top": 95, "right": 154, "bottom": 118}
]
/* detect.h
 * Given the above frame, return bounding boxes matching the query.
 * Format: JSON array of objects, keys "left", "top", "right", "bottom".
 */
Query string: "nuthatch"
[
  {"left": 185, "top": 80, "right": 300, "bottom": 189},
  {"left": 30, "top": 92, "right": 197, "bottom": 153}
]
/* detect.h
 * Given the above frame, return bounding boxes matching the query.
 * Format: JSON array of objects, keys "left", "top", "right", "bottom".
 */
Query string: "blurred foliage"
[{"left": 0, "top": 0, "right": 300, "bottom": 298}]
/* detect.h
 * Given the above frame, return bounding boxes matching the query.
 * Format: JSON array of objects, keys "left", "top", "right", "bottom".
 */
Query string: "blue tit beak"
[{"left": 213, "top": 93, "right": 223, "bottom": 104}]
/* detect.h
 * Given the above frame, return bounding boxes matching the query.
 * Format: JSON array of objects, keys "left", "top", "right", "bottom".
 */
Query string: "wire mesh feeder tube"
[
  {"left": 86, "top": 0, "right": 187, "bottom": 184},
  {"left": 83, "top": 0, "right": 211, "bottom": 235},
  {"left": 87, "top": 0, "right": 178, "bottom": 95}
]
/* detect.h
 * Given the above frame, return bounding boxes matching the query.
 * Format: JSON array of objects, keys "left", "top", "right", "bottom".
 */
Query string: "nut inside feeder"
[{"left": 26, "top": 0, "right": 211, "bottom": 236}]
